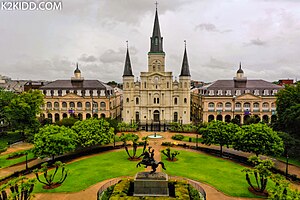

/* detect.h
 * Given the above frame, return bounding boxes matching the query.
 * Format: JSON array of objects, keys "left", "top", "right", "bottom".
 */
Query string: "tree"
[
  {"left": 0, "top": 89, "right": 16, "bottom": 126},
  {"left": 33, "top": 125, "right": 76, "bottom": 160},
  {"left": 56, "top": 117, "right": 79, "bottom": 127},
  {"left": 33, "top": 161, "right": 68, "bottom": 189},
  {"left": 161, "top": 147, "right": 180, "bottom": 161},
  {"left": 5, "top": 90, "right": 44, "bottom": 135},
  {"left": 72, "top": 118, "right": 114, "bottom": 147},
  {"left": 275, "top": 82, "right": 300, "bottom": 138},
  {"left": 200, "top": 121, "right": 240, "bottom": 157},
  {"left": 119, "top": 133, "right": 141, "bottom": 160},
  {"left": 0, "top": 176, "right": 35, "bottom": 200},
  {"left": 244, "top": 115, "right": 260, "bottom": 125},
  {"left": 242, "top": 156, "right": 273, "bottom": 194},
  {"left": 233, "top": 123, "right": 284, "bottom": 157}
]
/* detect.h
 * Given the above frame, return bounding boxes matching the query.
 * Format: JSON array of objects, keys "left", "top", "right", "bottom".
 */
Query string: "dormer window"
[
  {"left": 272, "top": 90, "right": 278, "bottom": 95},
  {"left": 217, "top": 90, "right": 222, "bottom": 95},
  {"left": 245, "top": 89, "right": 250, "bottom": 94},
  {"left": 254, "top": 90, "right": 259, "bottom": 95},
  {"left": 263, "top": 90, "right": 269, "bottom": 96},
  {"left": 236, "top": 90, "right": 241, "bottom": 96},
  {"left": 209, "top": 90, "right": 214, "bottom": 96},
  {"left": 226, "top": 90, "right": 231, "bottom": 96}
]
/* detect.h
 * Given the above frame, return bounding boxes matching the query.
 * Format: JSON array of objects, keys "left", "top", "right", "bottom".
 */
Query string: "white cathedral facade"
[{"left": 122, "top": 7, "right": 191, "bottom": 130}]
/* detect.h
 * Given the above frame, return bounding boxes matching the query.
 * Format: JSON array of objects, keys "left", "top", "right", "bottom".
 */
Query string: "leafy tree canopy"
[
  {"left": 4, "top": 90, "right": 44, "bottom": 133},
  {"left": 33, "top": 125, "right": 76, "bottom": 159},
  {"left": 72, "top": 118, "right": 114, "bottom": 147},
  {"left": 200, "top": 120, "right": 240, "bottom": 156},
  {"left": 233, "top": 123, "right": 284, "bottom": 156},
  {"left": 275, "top": 82, "right": 300, "bottom": 137}
]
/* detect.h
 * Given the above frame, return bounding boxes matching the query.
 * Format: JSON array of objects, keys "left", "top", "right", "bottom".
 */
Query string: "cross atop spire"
[
  {"left": 184, "top": 40, "right": 186, "bottom": 48},
  {"left": 155, "top": 1, "right": 158, "bottom": 9},
  {"left": 126, "top": 40, "right": 128, "bottom": 49}
]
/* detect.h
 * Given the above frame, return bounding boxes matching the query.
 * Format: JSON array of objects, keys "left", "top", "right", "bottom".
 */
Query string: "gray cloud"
[
  {"left": 78, "top": 54, "right": 97, "bottom": 63},
  {"left": 195, "top": 23, "right": 232, "bottom": 33},
  {"left": 249, "top": 38, "right": 267, "bottom": 46},
  {"left": 99, "top": 47, "right": 137, "bottom": 64}
]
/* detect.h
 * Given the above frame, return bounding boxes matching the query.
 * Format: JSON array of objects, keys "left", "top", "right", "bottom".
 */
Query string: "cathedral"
[{"left": 122, "top": 7, "right": 191, "bottom": 130}]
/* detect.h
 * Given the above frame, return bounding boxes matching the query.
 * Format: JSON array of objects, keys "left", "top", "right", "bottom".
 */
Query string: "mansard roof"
[
  {"left": 40, "top": 80, "right": 112, "bottom": 90},
  {"left": 202, "top": 79, "right": 282, "bottom": 90}
]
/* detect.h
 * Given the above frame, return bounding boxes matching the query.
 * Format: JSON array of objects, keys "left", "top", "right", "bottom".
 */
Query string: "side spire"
[
  {"left": 150, "top": 2, "right": 164, "bottom": 53},
  {"left": 123, "top": 41, "right": 133, "bottom": 77},
  {"left": 180, "top": 40, "right": 191, "bottom": 77}
]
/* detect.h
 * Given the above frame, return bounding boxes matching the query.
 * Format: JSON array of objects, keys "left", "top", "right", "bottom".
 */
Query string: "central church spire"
[{"left": 149, "top": 4, "right": 164, "bottom": 53}]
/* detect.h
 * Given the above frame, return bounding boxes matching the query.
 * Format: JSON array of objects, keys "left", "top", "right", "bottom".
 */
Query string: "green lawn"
[
  {"left": 0, "top": 131, "right": 24, "bottom": 151},
  {"left": 182, "top": 136, "right": 203, "bottom": 143},
  {"left": 33, "top": 150, "right": 143, "bottom": 193},
  {"left": 162, "top": 150, "right": 273, "bottom": 198},
  {"left": 276, "top": 156, "right": 300, "bottom": 167},
  {"left": 0, "top": 151, "right": 35, "bottom": 168}
]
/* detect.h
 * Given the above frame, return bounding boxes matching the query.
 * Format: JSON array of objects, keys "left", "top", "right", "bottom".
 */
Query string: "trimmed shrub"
[{"left": 171, "top": 134, "right": 184, "bottom": 141}]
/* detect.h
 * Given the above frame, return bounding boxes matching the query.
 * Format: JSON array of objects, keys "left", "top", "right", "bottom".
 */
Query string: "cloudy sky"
[{"left": 1, "top": 0, "right": 300, "bottom": 83}]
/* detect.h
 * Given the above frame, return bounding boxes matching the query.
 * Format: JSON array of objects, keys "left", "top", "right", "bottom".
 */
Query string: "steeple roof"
[
  {"left": 149, "top": 7, "right": 164, "bottom": 53},
  {"left": 74, "top": 63, "right": 81, "bottom": 73},
  {"left": 123, "top": 45, "right": 133, "bottom": 77},
  {"left": 237, "top": 62, "right": 244, "bottom": 73},
  {"left": 180, "top": 42, "right": 191, "bottom": 77}
]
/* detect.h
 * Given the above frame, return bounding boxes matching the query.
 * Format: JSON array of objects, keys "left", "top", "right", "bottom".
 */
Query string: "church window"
[
  {"left": 157, "top": 98, "right": 159, "bottom": 104},
  {"left": 184, "top": 98, "right": 187, "bottom": 104},
  {"left": 174, "top": 97, "right": 178, "bottom": 105},
  {"left": 167, "top": 82, "right": 169, "bottom": 88},
  {"left": 144, "top": 82, "right": 147, "bottom": 88},
  {"left": 136, "top": 97, "right": 139, "bottom": 105},
  {"left": 126, "top": 82, "right": 129, "bottom": 88},
  {"left": 184, "top": 82, "right": 187, "bottom": 88},
  {"left": 126, "top": 98, "right": 129, "bottom": 103}
]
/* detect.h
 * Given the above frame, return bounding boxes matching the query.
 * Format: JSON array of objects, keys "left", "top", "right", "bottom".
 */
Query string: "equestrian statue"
[{"left": 136, "top": 146, "right": 166, "bottom": 174}]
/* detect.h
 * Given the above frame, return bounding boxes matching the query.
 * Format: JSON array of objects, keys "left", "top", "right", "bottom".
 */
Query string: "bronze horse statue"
[{"left": 136, "top": 147, "right": 166, "bottom": 174}]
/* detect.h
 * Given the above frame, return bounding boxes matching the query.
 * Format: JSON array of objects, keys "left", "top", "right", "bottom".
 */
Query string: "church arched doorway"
[{"left": 153, "top": 110, "right": 160, "bottom": 122}]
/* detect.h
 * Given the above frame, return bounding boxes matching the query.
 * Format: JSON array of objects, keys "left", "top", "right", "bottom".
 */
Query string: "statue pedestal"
[{"left": 133, "top": 172, "right": 169, "bottom": 196}]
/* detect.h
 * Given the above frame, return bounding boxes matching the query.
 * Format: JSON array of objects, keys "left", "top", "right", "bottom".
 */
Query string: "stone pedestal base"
[{"left": 134, "top": 172, "right": 169, "bottom": 196}]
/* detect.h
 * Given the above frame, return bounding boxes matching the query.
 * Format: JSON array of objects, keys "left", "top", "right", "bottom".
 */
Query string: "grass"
[
  {"left": 0, "top": 150, "right": 35, "bottom": 168},
  {"left": 0, "top": 131, "right": 24, "bottom": 151},
  {"left": 181, "top": 136, "right": 203, "bottom": 143},
  {"left": 33, "top": 149, "right": 143, "bottom": 193},
  {"left": 276, "top": 156, "right": 300, "bottom": 167},
  {"left": 162, "top": 150, "right": 274, "bottom": 198}
]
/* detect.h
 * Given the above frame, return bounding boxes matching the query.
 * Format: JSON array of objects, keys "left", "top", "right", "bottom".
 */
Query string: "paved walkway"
[{"left": 2, "top": 132, "right": 300, "bottom": 199}]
